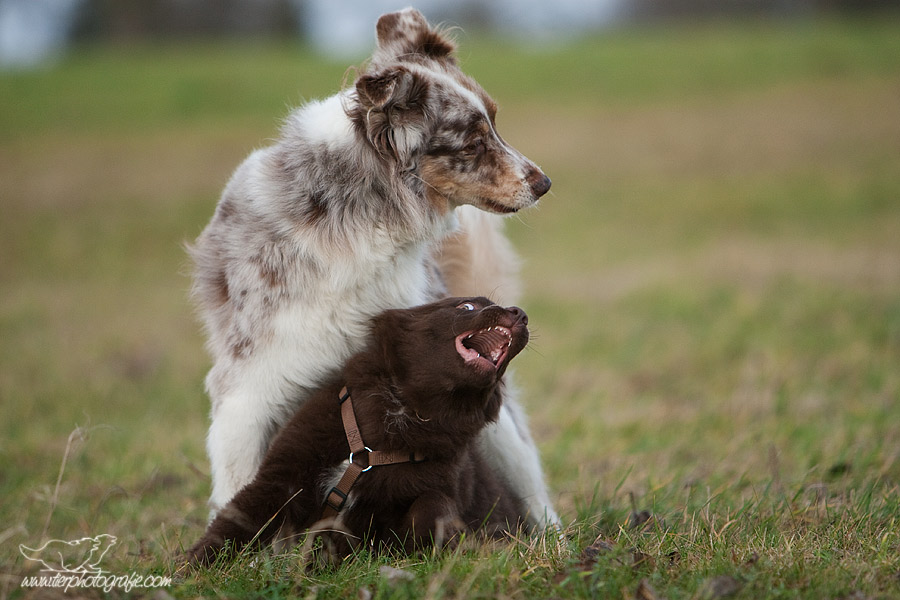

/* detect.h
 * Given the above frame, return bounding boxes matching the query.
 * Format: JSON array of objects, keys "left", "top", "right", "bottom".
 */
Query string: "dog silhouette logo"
[{"left": 19, "top": 534, "right": 117, "bottom": 574}]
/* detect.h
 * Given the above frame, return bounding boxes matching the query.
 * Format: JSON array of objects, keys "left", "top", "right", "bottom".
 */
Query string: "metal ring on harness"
[{"left": 348, "top": 447, "right": 373, "bottom": 472}]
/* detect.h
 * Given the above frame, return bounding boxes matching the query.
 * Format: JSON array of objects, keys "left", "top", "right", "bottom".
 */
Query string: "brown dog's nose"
[
  {"left": 507, "top": 306, "right": 528, "bottom": 326},
  {"left": 527, "top": 170, "right": 551, "bottom": 198}
]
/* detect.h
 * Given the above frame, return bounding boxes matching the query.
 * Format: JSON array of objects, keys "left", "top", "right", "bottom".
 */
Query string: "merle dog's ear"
[
  {"left": 373, "top": 8, "right": 456, "bottom": 65},
  {"left": 355, "top": 66, "right": 430, "bottom": 160},
  {"left": 356, "top": 67, "right": 428, "bottom": 111}
]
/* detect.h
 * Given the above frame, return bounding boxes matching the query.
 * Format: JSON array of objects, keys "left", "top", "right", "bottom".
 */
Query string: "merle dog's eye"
[
  {"left": 458, "top": 302, "right": 476, "bottom": 311},
  {"left": 466, "top": 139, "right": 485, "bottom": 155}
]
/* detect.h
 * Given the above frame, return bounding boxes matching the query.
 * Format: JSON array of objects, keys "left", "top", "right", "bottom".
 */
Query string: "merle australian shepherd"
[
  {"left": 187, "top": 297, "right": 530, "bottom": 565},
  {"left": 188, "top": 8, "right": 556, "bottom": 527}
]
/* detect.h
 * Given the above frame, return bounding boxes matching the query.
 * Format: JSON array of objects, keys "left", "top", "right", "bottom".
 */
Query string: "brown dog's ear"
[
  {"left": 373, "top": 8, "right": 456, "bottom": 64},
  {"left": 483, "top": 386, "right": 504, "bottom": 424},
  {"left": 368, "top": 308, "right": 406, "bottom": 379},
  {"left": 354, "top": 66, "right": 430, "bottom": 160}
]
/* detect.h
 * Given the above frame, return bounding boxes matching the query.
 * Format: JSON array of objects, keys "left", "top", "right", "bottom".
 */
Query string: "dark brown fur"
[{"left": 186, "top": 297, "right": 530, "bottom": 566}]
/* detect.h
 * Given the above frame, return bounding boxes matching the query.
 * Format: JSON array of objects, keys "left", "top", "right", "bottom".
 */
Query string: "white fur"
[
  {"left": 302, "top": 94, "right": 355, "bottom": 148},
  {"left": 477, "top": 387, "right": 559, "bottom": 526}
]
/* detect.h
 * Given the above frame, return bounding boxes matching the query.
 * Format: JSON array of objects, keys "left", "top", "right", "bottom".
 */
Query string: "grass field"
[{"left": 2, "top": 15, "right": 900, "bottom": 599}]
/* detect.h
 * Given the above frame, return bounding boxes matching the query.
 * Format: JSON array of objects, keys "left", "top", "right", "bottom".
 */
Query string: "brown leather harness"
[{"left": 321, "top": 387, "right": 425, "bottom": 519}]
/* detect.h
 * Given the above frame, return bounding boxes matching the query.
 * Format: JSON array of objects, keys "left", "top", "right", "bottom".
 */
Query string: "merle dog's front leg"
[{"left": 206, "top": 383, "right": 285, "bottom": 517}]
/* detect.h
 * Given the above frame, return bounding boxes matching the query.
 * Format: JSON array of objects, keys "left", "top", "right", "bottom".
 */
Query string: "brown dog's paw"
[
  {"left": 432, "top": 514, "right": 466, "bottom": 550},
  {"left": 182, "top": 536, "right": 227, "bottom": 569},
  {"left": 298, "top": 517, "right": 359, "bottom": 571}
]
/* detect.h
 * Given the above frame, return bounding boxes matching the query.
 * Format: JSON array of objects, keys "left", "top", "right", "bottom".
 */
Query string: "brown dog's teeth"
[{"left": 462, "top": 327, "right": 512, "bottom": 365}]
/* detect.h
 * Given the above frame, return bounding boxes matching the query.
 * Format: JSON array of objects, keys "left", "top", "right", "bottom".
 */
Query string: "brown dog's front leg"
[
  {"left": 185, "top": 476, "right": 318, "bottom": 567},
  {"left": 399, "top": 491, "right": 465, "bottom": 552}
]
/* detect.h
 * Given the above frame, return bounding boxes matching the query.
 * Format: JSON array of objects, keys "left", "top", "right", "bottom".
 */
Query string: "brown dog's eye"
[{"left": 458, "top": 302, "right": 476, "bottom": 311}]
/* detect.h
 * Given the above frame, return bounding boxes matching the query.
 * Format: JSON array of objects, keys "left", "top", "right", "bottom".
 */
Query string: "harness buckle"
[{"left": 325, "top": 487, "right": 348, "bottom": 512}]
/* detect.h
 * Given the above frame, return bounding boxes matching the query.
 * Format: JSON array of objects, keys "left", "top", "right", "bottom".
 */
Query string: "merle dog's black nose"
[
  {"left": 528, "top": 172, "right": 551, "bottom": 198},
  {"left": 507, "top": 306, "right": 528, "bottom": 326}
]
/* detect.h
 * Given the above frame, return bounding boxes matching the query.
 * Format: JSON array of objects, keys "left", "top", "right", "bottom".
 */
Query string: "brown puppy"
[{"left": 186, "top": 297, "right": 529, "bottom": 566}]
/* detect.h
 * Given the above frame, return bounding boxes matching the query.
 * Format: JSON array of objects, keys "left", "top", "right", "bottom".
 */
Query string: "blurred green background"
[{"left": 1, "top": 3, "right": 900, "bottom": 597}]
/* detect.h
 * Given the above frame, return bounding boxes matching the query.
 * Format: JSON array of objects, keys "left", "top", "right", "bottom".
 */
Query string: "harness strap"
[{"left": 321, "top": 387, "right": 425, "bottom": 519}]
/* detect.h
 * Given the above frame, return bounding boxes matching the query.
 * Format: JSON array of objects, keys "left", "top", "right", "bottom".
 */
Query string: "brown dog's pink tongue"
[{"left": 463, "top": 329, "right": 508, "bottom": 361}]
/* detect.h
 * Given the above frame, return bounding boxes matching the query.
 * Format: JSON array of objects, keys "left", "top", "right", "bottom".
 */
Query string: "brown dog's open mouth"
[{"left": 455, "top": 326, "right": 512, "bottom": 370}]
